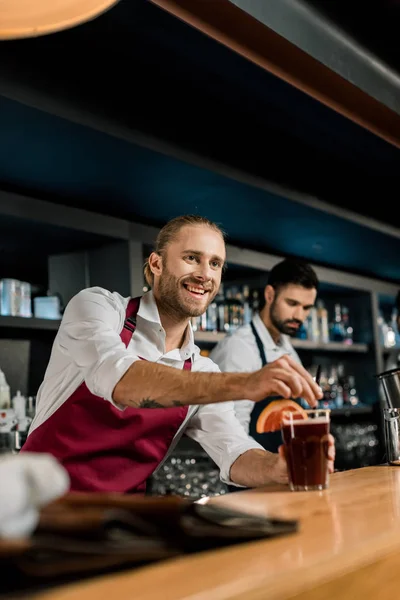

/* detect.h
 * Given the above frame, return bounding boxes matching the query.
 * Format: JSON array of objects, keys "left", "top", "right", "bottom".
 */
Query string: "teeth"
[{"left": 186, "top": 285, "right": 205, "bottom": 294}]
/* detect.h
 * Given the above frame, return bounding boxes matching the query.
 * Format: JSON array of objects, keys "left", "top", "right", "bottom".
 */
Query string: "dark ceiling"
[
  {"left": 0, "top": 0, "right": 400, "bottom": 284},
  {"left": 308, "top": 0, "right": 400, "bottom": 73}
]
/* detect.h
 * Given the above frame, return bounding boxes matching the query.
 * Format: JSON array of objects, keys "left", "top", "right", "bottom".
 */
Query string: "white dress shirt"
[
  {"left": 210, "top": 313, "right": 302, "bottom": 433},
  {"left": 29, "top": 287, "right": 263, "bottom": 486}
]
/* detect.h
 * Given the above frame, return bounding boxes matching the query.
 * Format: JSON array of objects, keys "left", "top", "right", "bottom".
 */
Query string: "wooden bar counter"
[{"left": 37, "top": 466, "right": 400, "bottom": 600}]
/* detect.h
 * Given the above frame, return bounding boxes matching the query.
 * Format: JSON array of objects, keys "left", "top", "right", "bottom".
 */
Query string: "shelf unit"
[
  {"left": 0, "top": 194, "right": 143, "bottom": 397},
  {"left": 0, "top": 193, "right": 397, "bottom": 401},
  {"left": 0, "top": 316, "right": 61, "bottom": 331},
  {"left": 194, "top": 331, "right": 368, "bottom": 353}
]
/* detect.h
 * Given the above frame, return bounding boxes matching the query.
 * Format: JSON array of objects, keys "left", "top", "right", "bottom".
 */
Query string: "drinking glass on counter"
[{"left": 281, "top": 409, "right": 331, "bottom": 491}]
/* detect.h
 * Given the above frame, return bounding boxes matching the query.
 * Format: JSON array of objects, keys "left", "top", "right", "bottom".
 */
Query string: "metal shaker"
[
  {"left": 383, "top": 408, "right": 400, "bottom": 465},
  {"left": 376, "top": 367, "right": 400, "bottom": 409},
  {"left": 376, "top": 368, "right": 400, "bottom": 464}
]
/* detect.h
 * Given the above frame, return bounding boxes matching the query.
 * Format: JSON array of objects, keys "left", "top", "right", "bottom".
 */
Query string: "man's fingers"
[
  {"left": 268, "top": 368, "right": 303, "bottom": 397},
  {"left": 271, "top": 380, "right": 293, "bottom": 400},
  {"left": 279, "top": 355, "right": 323, "bottom": 400},
  {"left": 268, "top": 366, "right": 318, "bottom": 406}
]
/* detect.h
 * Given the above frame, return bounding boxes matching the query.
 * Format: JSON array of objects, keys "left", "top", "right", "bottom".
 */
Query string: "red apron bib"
[{"left": 21, "top": 297, "right": 190, "bottom": 493}]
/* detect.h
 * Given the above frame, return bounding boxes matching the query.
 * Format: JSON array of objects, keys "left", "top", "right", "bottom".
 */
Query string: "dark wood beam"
[{"left": 151, "top": 0, "right": 400, "bottom": 150}]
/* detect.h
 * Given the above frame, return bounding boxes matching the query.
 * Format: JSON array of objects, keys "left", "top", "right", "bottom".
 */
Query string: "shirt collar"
[
  {"left": 137, "top": 291, "right": 200, "bottom": 360},
  {"left": 252, "top": 312, "right": 293, "bottom": 354}
]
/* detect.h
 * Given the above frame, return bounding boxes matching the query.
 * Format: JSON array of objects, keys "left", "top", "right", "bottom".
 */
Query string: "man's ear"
[
  {"left": 264, "top": 284, "right": 275, "bottom": 306},
  {"left": 148, "top": 252, "right": 163, "bottom": 279}
]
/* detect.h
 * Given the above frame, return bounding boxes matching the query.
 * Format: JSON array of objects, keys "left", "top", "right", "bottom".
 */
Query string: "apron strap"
[
  {"left": 249, "top": 317, "right": 283, "bottom": 453},
  {"left": 250, "top": 320, "right": 267, "bottom": 366},
  {"left": 122, "top": 297, "right": 192, "bottom": 371}
]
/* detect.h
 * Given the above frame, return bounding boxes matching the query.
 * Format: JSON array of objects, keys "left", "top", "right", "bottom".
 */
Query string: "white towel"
[{"left": 0, "top": 452, "right": 70, "bottom": 539}]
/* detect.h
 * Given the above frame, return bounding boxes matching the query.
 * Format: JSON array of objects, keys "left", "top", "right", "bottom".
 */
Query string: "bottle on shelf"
[
  {"left": 250, "top": 289, "right": 260, "bottom": 319},
  {"left": 341, "top": 306, "right": 353, "bottom": 345},
  {"left": 377, "top": 310, "right": 391, "bottom": 348},
  {"left": 0, "top": 369, "right": 11, "bottom": 409},
  {"left": 311, "top": 362, "right": 360, "bottom": 410},
  {"left": 330, "top": 303, "right": 346, "bottom": 342},
  {"left": 306, "top": 307, "right": 319, "bottom": 342},
  {"left": 390, "top": 309, "right": 400, "bottom": 347},
  {"left": 11, "top": 390, "right": 26, "bottom": 422},
  {"left": 242, "top": 285, "right": 252, "bottom": 325},
  {"left": 347, "top": 375, "right": 359, "bottom": 406},
  {"left": 317, "top": 300, "right": 329, "bottom": 344}
]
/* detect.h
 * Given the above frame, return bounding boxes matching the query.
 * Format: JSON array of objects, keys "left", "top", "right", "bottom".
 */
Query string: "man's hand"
[
  {"left": 229, "top": 435, "right": 336, "bottom": 487},
  {"left": 273, "top": 433, "right": 336, "bottom": 483},
  {"left": 247, "top": 355, "right": 323, "bottom": 408}
]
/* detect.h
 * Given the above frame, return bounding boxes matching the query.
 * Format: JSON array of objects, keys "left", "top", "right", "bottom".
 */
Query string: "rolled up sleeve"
[
  {"left": 185, "top": 400, "right": 265, "bottom": 487},
  {"left": 57, "top": 287, "right": 139, "bottom": 407}
]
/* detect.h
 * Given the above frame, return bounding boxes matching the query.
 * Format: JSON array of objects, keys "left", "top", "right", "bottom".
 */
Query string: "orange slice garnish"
[{"left": 255, "top": 399, "right": 308, "bottom": 433}]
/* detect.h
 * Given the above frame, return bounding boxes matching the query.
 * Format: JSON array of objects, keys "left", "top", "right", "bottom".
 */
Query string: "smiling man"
[
  {"left": 211, "top": 258, "right": 319, "bottom": 452},
  {"left": 22, "top": 216, "right": 330, "bottom": 493}
]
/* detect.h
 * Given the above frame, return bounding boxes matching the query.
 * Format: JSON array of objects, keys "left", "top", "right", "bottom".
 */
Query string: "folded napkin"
[{"left": 0, "top": 452, "right": 70, "bottom": 539}]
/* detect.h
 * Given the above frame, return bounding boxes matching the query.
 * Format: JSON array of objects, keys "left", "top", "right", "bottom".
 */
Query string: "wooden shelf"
[
  {"left": 0, "top": 315, "right": 61, "bottom": 330},
  {"left": 194, "top": 330, "right": 368, "bottom": 352},
  {"left": 292, "top": 339, "right": 368, "bottom": 352},
  {"left": 330, "top": 405, "right": 373, "bottom": 417}
]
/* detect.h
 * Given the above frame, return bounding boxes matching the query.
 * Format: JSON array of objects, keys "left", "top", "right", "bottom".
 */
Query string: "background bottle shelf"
[
  {"left": 194, "top": 330, "right": 368, "bottom": 352},
  {"left": 0, "top": 315, "right": 61, "bottom": 331}
]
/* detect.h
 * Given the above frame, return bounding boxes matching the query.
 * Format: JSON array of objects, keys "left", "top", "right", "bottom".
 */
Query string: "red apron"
[{"left": 21, "top": 297, "right": 190, "bottom": 493}]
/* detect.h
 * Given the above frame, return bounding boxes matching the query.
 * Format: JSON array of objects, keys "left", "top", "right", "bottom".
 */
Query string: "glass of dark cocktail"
[{"left": 281, "top": 409, "right": 330, "bottom": 491}]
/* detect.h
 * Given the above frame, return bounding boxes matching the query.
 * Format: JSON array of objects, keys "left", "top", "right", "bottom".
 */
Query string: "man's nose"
[
  {"left": 293, "top": 306, "right": 304, "bottom": 321},
  {"left": 194, "top": 261, "right": 213, "bottom": 281}
]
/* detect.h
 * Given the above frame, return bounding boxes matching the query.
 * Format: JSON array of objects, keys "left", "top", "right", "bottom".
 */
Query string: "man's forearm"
[
  {"left": 229, "top": 449, "right": 288, "bottom": 487},
  {"left": 113, "top": 360, "right": 252, "bottom": 408}
]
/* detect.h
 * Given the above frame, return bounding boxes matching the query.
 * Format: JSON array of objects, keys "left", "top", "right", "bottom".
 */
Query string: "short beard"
[
  {"left": 158, "top": 264, "right": 216, "bottom": 319},
  {"left": 270, "top": 300, "right": 301, "bottom": 337}
]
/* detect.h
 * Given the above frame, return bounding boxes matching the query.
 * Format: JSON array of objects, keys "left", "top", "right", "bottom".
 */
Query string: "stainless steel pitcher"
[
  {"left": 377, "top": 367, "right": 400, "bottom": 409},
  {"left": 376, "top": 368, "right": 400, "bottom": 464},
  {"left": 383, "top": 408, "right": 400, "bottom": 465}
]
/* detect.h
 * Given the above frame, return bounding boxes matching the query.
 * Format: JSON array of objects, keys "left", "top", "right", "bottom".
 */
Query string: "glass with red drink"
[{"left": 281, "top": 409, "right": 330, "bottom": 491}]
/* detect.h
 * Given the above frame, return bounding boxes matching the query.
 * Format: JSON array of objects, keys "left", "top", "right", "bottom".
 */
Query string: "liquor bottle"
[
  {"left": 317, "top": 300, "right": 329, "bottom": 343},
  {"left": 348, "top": 376, "right": 359, "bottom": 406},
  {"left": 213, "top": 284, "right": 225, "bottom": 332},
  {"left": 390, "top": 309, "right": 400, "bottom": 347},
  {"left": 206, "top": 300, "right": 218, "bottom": 332},
  {"left": 242, "top": 285, "right": 252, "bottom": 325},
  {"left": 341, "top": 306, "right": 353, "bottom": 345},
  {"left": 306, "top": 307, "right": 319, "bottom": 342},
  {"left": 250, "top": 289, "right": 260, "bottom": 320},
  {"left": 330, "top": 303, "right": 345, "bottom": 342},
  {"left": 377, "top": 310, "right": 389, "bottom": 347}
]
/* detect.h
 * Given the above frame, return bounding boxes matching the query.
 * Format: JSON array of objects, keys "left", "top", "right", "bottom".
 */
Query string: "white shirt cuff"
[{"left": 219, "top": 439, "right": 266, "bottom": 487}]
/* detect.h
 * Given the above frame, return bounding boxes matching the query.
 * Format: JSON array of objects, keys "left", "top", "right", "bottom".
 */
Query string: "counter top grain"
[{"left": 35, "top": 466, "right": 400, "bottom": 600}]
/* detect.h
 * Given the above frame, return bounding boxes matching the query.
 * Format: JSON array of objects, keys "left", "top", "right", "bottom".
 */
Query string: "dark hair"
[
  {"left": 267, "top": 258, "right": 319, "bottom": 293},
  {"left": 144, "top": 214, "right": 226, "bottom": 287}
]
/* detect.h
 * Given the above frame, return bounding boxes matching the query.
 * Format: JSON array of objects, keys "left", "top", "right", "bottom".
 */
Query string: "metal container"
[
  {"left": 0, "top": 278, "right": 21, "bottom": 316},
  {"left": 376, "top": 367, "right": 400, "bottom": 409},
  {"left": 384, "top": 408, "right": 400, "bottom": 465},
  {"left": 0, "top": 431, "right": 21, "bottom": 455}
]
